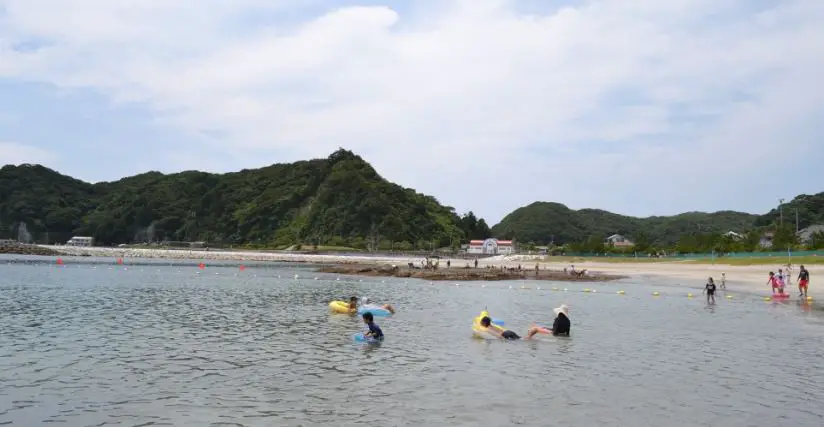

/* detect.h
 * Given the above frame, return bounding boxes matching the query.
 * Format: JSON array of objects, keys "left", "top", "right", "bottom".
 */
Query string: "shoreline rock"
[
  {"left": 0, "top": 241, "right": 66, "bottom": 256},
  {"left": 317, "top": 264, "right": 626, "bottom": 282}
]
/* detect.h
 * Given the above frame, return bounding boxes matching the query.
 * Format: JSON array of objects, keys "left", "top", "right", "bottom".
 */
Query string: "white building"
[
  {"left": 66, "top": 236, "right": 94, "bottom": 247},
  {"left": 605, "top": 234, "right": 634, "bottom": 248},
  {"left": 467, "top": 238, "right": 515, "bottom": 255}
]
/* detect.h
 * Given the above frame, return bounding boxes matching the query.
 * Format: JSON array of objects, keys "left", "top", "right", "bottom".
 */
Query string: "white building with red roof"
[{"left": 467, "top": 238, "right": 515, "bottom": 255}]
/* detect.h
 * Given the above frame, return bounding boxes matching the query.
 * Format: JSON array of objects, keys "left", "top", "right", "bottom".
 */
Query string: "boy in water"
[
  {"left": 704, "top": 277, "right": 717, "bottom": 304},
  {"left": 798, "top": 265, "right": 810, "bottom": 297},
  {"left": 362, "top": 312, "right": 384, "bottom": 341},
  {"left": 348, "top": 296, "right": 359, "bottom": 312},
  {"left": 777, "top": 269, "right": 786, "bottom": 292},
  {"left": 480, "top": 316, "right": 520, "bottom": 340}
]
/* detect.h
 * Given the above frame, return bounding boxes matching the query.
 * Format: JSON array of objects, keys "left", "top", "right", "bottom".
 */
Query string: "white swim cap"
[{"left": 361, "top": 297, "right": 370, "bottom": 304}]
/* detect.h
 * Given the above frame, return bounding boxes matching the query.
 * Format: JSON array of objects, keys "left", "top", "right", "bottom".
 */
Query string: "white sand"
[{"left": 44, "top": 245, "right": 820, "bottom": 299}]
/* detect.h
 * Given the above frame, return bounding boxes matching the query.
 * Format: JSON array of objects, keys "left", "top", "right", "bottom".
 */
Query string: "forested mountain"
[
  {"left": 491, "top": 202, "right": 761, "bottom": 248},
  {"left": 0, "top": 149, "right": 490, "bottom": 248},
  {"left": 754, "top": 193, "right": 824, "bottom": 229}
]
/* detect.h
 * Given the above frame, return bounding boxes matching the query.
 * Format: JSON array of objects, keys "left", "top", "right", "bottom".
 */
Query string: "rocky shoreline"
[
  {"left": 318, "top": 264, "right": 626, "bottom": 282},
  {"left": 0, "top": 241, "right": 66, "bottom": 256}
]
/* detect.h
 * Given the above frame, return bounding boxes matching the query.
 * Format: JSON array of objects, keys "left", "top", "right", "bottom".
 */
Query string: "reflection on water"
[{"left": 1, "top": 258, "right": 823, "bottom": 426}]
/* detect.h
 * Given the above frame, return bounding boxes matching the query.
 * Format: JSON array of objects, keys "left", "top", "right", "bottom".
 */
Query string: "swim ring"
[
  {"left": 329, "top": 300, "right": 354, "bottom": 314},
  {"left": 353, "top": 332, "right": 382, "bottom": 344},
  {"left": 471, "top": 310, "right": 507, "bottom": 340},
  {"left": 357, "top": 304, "right": 393, "bottom": 317}
]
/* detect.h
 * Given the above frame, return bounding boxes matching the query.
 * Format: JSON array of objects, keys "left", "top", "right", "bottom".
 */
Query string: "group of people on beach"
[
  {"left": 767, "top": 264, "right": 810, "bottom": 297},
  {"left": 345, "top": 296, "right": 571, "bottom": 342},
  {"left": 703, "top": 265, "right": 811, "bottom": 303}
]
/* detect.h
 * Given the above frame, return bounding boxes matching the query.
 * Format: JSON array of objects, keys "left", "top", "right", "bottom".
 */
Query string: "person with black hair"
[
  {"left": 480, "top": 316, "right": 520, "bottom": 340},
  {"left": 362, "top": 312, "right": 384, "bottom": 341}
]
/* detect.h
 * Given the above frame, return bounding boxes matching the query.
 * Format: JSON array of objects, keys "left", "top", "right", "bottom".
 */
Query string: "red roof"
[{"left": 469, "top": 240, "right": 484, "bottom": 244}]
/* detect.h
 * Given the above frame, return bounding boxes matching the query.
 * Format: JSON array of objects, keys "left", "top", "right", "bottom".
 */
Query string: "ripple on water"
[{"left": 0, "top": 260, "right": 823, "bottom": 426}]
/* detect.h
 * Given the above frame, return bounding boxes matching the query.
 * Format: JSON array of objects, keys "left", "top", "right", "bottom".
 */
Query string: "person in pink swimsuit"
[{"left": 767, "top": 271, "right": 782, "bottom": 295}]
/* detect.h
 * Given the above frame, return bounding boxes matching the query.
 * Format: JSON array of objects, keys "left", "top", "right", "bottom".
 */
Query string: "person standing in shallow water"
[
  {"left": 704, "top": 277, "right": 717, "bottom": 304},
  {"left": 798, "top": 265, "right": 810, "bottom": 297}
]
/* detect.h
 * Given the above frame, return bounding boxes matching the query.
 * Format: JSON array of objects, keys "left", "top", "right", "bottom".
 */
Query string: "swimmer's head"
[
  {"left": 480, "top": 316, "right": 491, "bottom": 327},
  {"left": 362, "top": 312, "right": 374, "bottom": 323},
  {"left": 350, "top": 296, "right": 358, "bottom": 303},
  {"left": 361, "top": 297, "right": 370, "bottom": 305}
]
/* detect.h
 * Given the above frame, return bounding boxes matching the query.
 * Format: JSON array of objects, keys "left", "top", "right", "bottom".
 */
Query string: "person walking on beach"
[
  {"left": 720, "top": 272, "right": 726, "bottom": 290},
  {"left": 798, "top": 265, "right": 810, "bottom": 297},
  {"left": 704, "top": 277, "right": 717, "bottom": 304}
]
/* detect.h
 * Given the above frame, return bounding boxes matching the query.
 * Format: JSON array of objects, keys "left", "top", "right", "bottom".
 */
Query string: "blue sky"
[{"left": 1, "top": 0, "right": 823, "bottom": 224}]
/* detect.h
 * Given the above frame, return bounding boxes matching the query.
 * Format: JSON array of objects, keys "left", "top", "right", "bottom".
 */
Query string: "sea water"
[{"left": 1, "top": 255, "right": 822, "bottom": 426}]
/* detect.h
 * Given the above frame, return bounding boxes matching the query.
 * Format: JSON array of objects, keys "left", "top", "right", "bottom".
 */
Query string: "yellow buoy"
[
  {"left": 653, "top": 292, "right": 660, "bottom": 296},
  {"left": 617, "top": 290, "right": 625, "bottom": 295},
  {"left": 552, "top": 287, "right": 559, "bottom": 291},
  {"left": 583, "top": 288, "right": 591, "bottom": 293},
  {"left": 806, "top": 296, "right": 813, "bottom": 302},
  {"left": 763, "top": 296, "right": 772, "bottom": 301},
  {"left": 725, "top": 295, "right": 733, "bottom": 299},
  {"left": 687, "top": 293, "right": 693, "bottom": 298}
]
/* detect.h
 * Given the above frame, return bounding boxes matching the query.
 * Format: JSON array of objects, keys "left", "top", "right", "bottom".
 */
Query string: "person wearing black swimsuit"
[{"left": 704, "top": 277, "right": 717, "bottom": 304}]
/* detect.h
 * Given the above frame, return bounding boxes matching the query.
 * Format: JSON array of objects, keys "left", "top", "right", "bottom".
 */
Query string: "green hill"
[
  {"left": 0, "top": 149, "right": 488, "bottom": 248},
  {"left": 491, "top": 202, "right": 760, "bottom": 248}
]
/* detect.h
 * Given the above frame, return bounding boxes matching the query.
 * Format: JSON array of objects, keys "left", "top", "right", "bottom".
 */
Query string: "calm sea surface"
[{"left": 1, "top": 255, "right": 823, "bottom": 426}]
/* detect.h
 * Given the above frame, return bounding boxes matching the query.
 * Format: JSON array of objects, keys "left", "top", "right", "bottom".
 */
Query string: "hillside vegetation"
[
  {"left": 491, "top": 194, "right": 824, "bottom": 253},
  {"left": 0, "top": 149, "right": 490, "bottom": 248}
]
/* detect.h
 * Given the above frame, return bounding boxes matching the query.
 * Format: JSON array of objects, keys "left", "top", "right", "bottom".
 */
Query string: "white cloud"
[
  {"left": 0, "top": 141, "right": 57, "bottom": 166},
  {"left": 1, "top": 0, "right": 823, "bottom": 221}
]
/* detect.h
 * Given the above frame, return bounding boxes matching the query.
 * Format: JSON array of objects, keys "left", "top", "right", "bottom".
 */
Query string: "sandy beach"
[{"left": 42, "top": 245, "right": 820, "bottom": 299}]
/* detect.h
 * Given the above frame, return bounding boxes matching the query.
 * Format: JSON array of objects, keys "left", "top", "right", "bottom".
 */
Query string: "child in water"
[
  {"left": 362, "top": 312, "right": 384, "bottom": 341},
  {"left": 767, "top": 272, "right": 782, "bottom": 295},
  {"left": 480, "top": 316, "right": 520, "bottom": 340},
  {"left": 348, "top": 296, "right": 358, "bottom": 312},
  {"left": 777, "top": 269, "right": 786, "bottom": 292},
  {"left": 704, "top": 277, "right": 716, "bottom": 304}
]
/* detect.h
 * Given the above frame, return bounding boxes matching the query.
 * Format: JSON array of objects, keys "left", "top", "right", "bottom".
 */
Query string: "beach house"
[
  {"left": 758, "top": 232, "right": 774, "bottom": 249},
  {"left": 605, "top": 234, "right": 634, "bottom": 248},
  {"left": 723, "top": 231, "right": 744, "bottom": 241},
  {"left": 467, "top": 238, "right": 516, "bottom": 255},
  {"left": 66, "top": 236, "right": 94, "bottom": 247}
]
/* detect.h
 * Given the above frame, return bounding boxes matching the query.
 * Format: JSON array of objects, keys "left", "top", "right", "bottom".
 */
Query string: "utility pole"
[
  {"left": 779, "top": 198, "right": 784, "bottom": 227},
  {"left": 795, "top": 209, "right": 799, "bottom": 233}
]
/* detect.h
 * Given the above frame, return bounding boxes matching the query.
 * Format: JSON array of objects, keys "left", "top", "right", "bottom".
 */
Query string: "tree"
[{"left": 808, "top": 231, "right": 824, "bottom": 250}]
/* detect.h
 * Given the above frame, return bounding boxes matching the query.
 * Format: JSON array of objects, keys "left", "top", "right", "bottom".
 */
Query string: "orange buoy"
[{"left": 198, "top": 262, "right": 205, "bottom": 269}]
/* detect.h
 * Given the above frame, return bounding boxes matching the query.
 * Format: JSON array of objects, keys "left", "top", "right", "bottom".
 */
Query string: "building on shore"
[
  {"left": 66, "top": 236, "right": 94, "bottom": 247},
  {"left": 605, "top": 234, "right": 634, "bottom": 248},
  {"left": 467, "top": 238, "right": 516, "bottom": 255}
]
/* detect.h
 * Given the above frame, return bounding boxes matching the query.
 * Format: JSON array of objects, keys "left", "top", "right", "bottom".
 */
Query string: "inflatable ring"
[
  {"left": 353, "top": 333, "right": 382, "bottom": 344},
  {"left": 357, "top": 305, "right": 392, "bottom": 317},
  {"left": 472, "top": 310, "right": 507, "bottom": 340},
  {"left": 329, "top": 300, "right": 355, "bottom": 314}
]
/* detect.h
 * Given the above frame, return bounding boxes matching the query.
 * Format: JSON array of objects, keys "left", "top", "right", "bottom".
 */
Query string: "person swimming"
[
  {"left": 348, "top": 296, "right": 358, "bottom": 311},
  {"left": 704, "top": 277, "right": 716, "bottom": 304},
  {"left": 360, "top": 297, "right": 396, "bottom": 314},
  {"left": 526, "top": 304, "right": 570, "bottom": 339},
  {"left": 479, "top": 316, "right": 520, "bottom": 340}
]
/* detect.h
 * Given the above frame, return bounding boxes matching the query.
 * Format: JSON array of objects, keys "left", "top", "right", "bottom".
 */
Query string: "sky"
[{"left": 1, "top": 0, "right": 823, "bottom": 225}]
